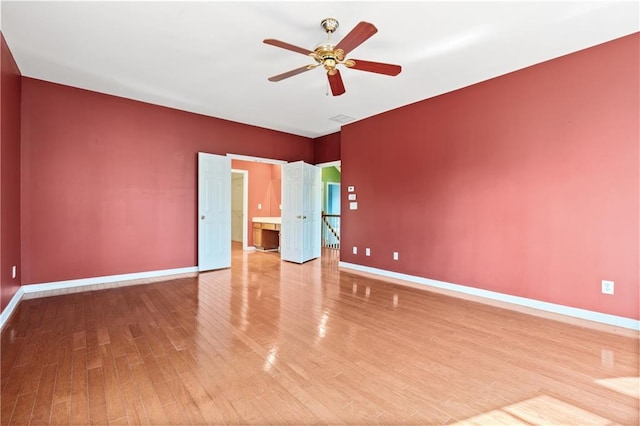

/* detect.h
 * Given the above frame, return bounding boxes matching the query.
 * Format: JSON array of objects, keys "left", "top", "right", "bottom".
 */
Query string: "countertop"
[{"left": 252, "top": 217, "right": 281, "bottom": 224}]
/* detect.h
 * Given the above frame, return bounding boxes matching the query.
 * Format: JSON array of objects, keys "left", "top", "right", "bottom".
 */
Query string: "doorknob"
[
  {"left": 296, "top": 215, "right": 301, "bottom": 219},
  {"left": 201, "top": 215, "right": 205, "bottom": 220},
  {"left": 303, "top": 216, "right": 307, "bottom": 219}
]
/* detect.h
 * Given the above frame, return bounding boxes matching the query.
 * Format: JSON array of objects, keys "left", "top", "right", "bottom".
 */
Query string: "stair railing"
[{"left": 322, "top": 213, "right": 340, "bottom": 249}]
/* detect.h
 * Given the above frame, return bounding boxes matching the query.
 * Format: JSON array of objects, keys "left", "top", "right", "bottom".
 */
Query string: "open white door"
[
  {"left": 281, "top": 161, "right": 321, "bottom": 263},
  {"left": 198, "top": 152, "right": 231, "bottom": 271}
]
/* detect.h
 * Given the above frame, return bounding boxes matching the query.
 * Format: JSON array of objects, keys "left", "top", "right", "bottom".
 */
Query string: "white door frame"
[
  {"left": 227, "top": 153, "right": 287, "bottom": 252},
  {"left": 315, "top": 160, "right": 341, "bottom": 168},
  {"left": 231, "top": 169, "right": 250, "bottom": 251},
  {"left": 227, "top": 153, "right": 287, "bottom": 165}
]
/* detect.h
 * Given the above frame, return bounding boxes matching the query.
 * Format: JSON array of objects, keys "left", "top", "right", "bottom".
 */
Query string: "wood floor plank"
[
  {"left": 29, "top": 363, "right": 57, "bottom": 425},
  {"left": 177, "top": 369, "right": 231, "bottom": 424},
  {"left": 160, "top": 401, "right": 188, "bottom": 425},
  {"left": 254, "top": 374, "right": 324, "bottom": 425},
  {"left": 97, "top": 344, "right": 127, "bottom": 423},
  {"left": 71, "top": 331, "right": 86, "bottom": 351},
  {"left": 87, "top": 367, "right": 109, "bottom": 425},
  {"left": 49, "top": 401, "right": 70, "bottom": 425},
  {"left": 68, "top": 350, "right": 89, "bottom": 425},
  {"left": 1, "top": 338, "right": 22, "bottom": 392},
  {"left": 165, "top": 377, "right": 208, "bottom": 425},
  {"left": 17, "top": 364, "right": 43, "bottom": 397},
  {"left": 139, "top": 354, "right": 175, "bottom": 407},
  {"left": 8, "top": 391, "right": 36, "bottom": 426},
  {"left": 96, "top": 327, "right": 111, "bottom": 346},
  {"left": 12, "top": 342, "right": 35, "bottom": 368},
  {"left": 52, "top": 338, "right": 73, "bottom": 404},
  {"left": 129, "top": 361, "right": 170, "bottom": 424},
  {"left": 1, "top": 244, "right": 638, "bottom": 425},
  {"left": 0, "top": 364, "right": 27, "bottom": 423},
  {"left": 119, "top": 378, "right": 149, "bottom": 425},
  {"left": 86, "top": 330, "right": 102, "bottom": 370}
]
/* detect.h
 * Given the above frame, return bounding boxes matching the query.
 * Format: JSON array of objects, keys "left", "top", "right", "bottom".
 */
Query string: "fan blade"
[
  {"left": 347, "top": 59, "right": 402, "bottom": 76},
  {"left": 263, "top": 39, "right": 313, "bottom": 56},
  {"left": 335, "top": 22, "right": 377, "bottom": 55},
  {"left": 327, "top": 70, "right": 346, "bottom": 96},
  {"left": 268, "top": 65, "right": 314, "bottom": 82}
]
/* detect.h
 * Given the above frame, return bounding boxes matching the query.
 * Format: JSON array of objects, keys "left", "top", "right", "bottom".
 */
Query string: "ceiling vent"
[{"left": 329, "top": 114, "right": 355, "bottom": 124}]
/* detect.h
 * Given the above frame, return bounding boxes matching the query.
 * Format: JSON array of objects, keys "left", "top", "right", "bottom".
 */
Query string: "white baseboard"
[
  {"left": 0, "top": 287, "right": 26, "bottom": 332},
  {"left": 0, "top": 266, "right": 198, "bottom": 331},
  {"left": 4, "top": 262, "right": 637, "bottom": 334},
  {"left": 339, "top": 261, "right": 640, "bottom": 332}
]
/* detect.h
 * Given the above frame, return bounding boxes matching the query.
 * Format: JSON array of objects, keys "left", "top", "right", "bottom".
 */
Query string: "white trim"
[
  {"left": 0, "top": 266, "right": 198, "bottom": 331},
  {"left": 339, "top": 261, "right": 640, "bottom": 331},
  {"left": 22, "top": 266, "right": 198, "bottom": 294},
  {"left": 316, "top": 160, "right": 341, "bottom": 168},
  {"left": 227, "top": 153, "right": 287, "bottom": 165},
  {"left": 0, "top": 287, "right": 25, "bottom": 331}
]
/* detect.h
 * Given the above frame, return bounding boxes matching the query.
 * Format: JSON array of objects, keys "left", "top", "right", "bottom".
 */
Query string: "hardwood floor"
[{"left": 2, "top": 245, "right": 638, "bottom": 425}]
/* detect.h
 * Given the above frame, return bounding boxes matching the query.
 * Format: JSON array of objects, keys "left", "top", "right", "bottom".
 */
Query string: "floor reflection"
[{"left": 2, "top": 244, "right": 637, "bottom": 425}]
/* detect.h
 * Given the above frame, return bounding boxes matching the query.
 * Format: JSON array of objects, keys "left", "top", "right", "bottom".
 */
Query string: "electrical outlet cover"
[{"left": 601, "top": 280, "right": 614, "bottom": 295}]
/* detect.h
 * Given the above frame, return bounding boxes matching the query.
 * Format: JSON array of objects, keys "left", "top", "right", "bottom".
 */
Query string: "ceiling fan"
[{"left": 264, "top": 18, "right": 402, "bottom": 96}]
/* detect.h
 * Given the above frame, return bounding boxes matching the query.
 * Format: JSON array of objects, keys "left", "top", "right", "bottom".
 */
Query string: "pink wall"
[
  {"left": 1, "top": 33, "right": 22, "bottom": 310},
  {"left": 269, "top": 164, "right": 282, "bottom": 215},
  {"left": 21, "top": 78, "right": 312, "bottom": 285},
  {"left": 231, "top": 159, "right": 282, "bottom": 246},
  {"left": 340, "top": 33, "right": 639, "bottom": 320},
  {"left": 313, "top": 132, "right": 341, "bottom": 164}
]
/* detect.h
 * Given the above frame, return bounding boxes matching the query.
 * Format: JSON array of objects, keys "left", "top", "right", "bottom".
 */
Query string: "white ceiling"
[{"left": 1, "top": 1, "right": 638, "bottom": 138}]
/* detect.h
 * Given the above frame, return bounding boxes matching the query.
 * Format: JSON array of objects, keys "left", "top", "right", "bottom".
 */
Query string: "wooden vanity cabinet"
[{"left": 253, "top": 221, "right": 280, "bottom": 251}]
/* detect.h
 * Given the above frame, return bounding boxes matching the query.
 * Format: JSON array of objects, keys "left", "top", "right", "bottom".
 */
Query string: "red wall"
[
  {"left": 1, "top": 33, "right": 22, "bottom": 310},
  {"left": 21, "top": 78, "right": 312, "bottom": 284},
  {"left": 340, "top": 33, "right": 639, "bottom": 320},
  {"left": 313, "top": 132, "right": 341, "bottom": 164},
  {"left": 232, "top": 159, "right": 282, "bottom": 246}
]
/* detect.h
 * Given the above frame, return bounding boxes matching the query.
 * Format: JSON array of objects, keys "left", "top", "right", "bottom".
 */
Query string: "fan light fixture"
[
  {"left": 264, "top": 18, "right": 402, "bottom": 96},
  {"left": 309, "top": 18, "right": 355, "bottom": 76}
]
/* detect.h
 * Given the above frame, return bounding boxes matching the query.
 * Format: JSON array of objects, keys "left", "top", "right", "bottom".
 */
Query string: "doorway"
[
  {"left": 198, "top": 153, "right": 323, "bottom": 269},
  {"left": 228, "top": 154, "right": 287, "bottom": 254},
  {"left": 327, "top": 182, "right": 341, "bottom": 216},
  {"left": 317, "top": 161, "right": 341, "bottom": 251},
  {"left": 231, "top": 169, "right": 248, "bottom": 250}
]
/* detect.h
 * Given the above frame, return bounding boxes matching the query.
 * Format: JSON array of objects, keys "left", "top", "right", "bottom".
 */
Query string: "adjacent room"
[{"left": 1, "top": 2, "right": 638, "bottom": 424}]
